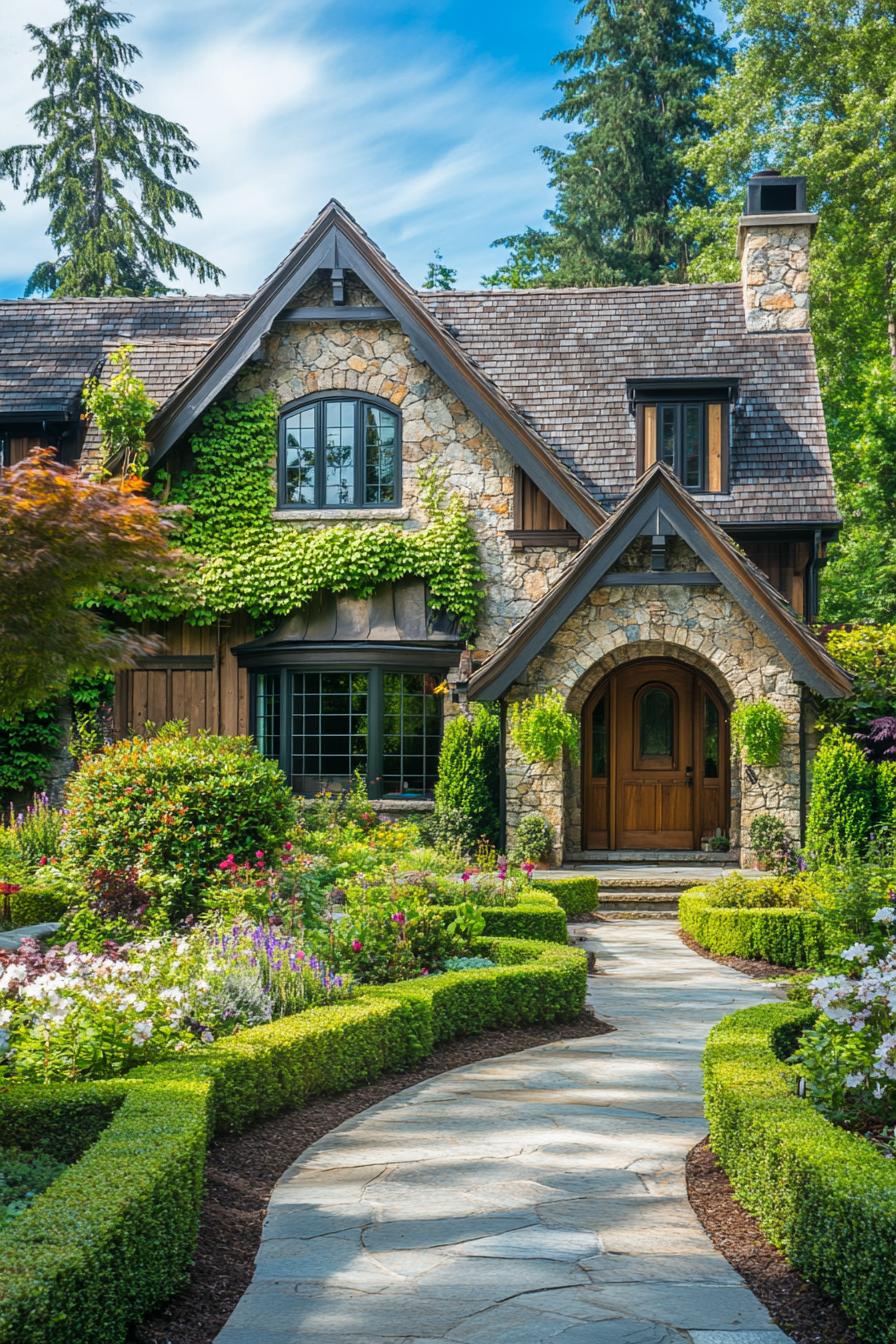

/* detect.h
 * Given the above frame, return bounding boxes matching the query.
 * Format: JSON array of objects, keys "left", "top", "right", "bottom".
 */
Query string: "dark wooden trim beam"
[
  {"left": 507, "top": 529, "right": 581, "bottom": 549},
  {"left": 601, "top": 572, "right": 718, "bottom": 585},
  {"left": 280, "top": 305, "right": 395, "bottom": 321},
  {"left": 135, "top": 655, "right": 215, "bottom": 670}
]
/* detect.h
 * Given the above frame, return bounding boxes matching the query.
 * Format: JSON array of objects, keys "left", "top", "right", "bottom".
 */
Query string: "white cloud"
[{"left": 0, "top": 1, "right": 556, "bottom": 294}]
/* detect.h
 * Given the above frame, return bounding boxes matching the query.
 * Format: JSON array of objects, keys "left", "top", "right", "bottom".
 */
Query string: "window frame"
[
  {"left": 635, "top": 396, "right": 729, "bottom": 494},
  {"left": 250, "top": 661, "right": 443, "bottom": 799},
  {"left": 277, "top": 392, "right": 402, "bottom": 511}
]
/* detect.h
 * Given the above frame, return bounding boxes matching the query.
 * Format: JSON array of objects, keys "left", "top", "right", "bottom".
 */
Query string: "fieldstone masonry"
[
  {"left": 738, "top": 217, "right": 815, "bottom": 333},
  {"left": 232, "top": 275, "right": 573, "bottom": 653},
  {"left": 503, "top": 541, "right": 804, "bottom": 864}
]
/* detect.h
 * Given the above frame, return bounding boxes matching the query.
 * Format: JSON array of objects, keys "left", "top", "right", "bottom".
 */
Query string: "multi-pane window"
[
  {"left": 291, "top": 671, "right": 369, "bottom": 794},
  {"left": 255, "top": 673, "right": 281, "bottom": 759},
  {"left": 281, "top": 396, "right": 400, "bottom": 509},
  {"left": 382, "top": 673, "right": 442, "bottom": 796},
  {"left": 254, "top": 667, "right": 443, "bottom": 798},
  {"left": 638, "top": 400, "right": 725, "bottom": 493}
]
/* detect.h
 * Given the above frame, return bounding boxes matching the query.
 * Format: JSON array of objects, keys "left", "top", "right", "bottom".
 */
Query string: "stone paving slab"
[{"left": 215, "top": 921, "right": 792, "bottom": 1344}]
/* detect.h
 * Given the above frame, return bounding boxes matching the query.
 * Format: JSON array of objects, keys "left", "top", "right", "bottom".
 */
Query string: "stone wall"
[
  {"left": 230, "top": 276, "right": 576, "bottom": 655},
  {"left": 503, "top": 560, "right": 805, "bottom": 863},
  {"left": 739, "top": 221, "right": 812, "bottom": 333}
]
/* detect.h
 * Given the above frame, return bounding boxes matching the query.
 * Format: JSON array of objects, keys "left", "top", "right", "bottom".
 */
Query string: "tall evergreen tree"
[
  {"left": 681, "top": 0, "right": 896, "bottom": 622},
  {"left": 484, "top": 0, "right": 729, "bottom": 288},
  {"left": 421, "top": 249, "right": 457, "bottom": 291},
  {"left": 0, "top": 2, "right": 222, "bottom": 296}
]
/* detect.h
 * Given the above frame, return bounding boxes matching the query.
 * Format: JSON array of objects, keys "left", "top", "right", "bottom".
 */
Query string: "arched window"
[{"left": 279, "top": 394, "right": 401, "bottom": 509}]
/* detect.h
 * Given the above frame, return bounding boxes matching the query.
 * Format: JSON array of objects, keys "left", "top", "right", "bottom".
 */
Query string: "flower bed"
[
  {"left": 679, "top": 875, "right": 825, "bottom": 968},
  {"left": 0, "top": 934, "right": 586, "bottom": 1344},
  {"left": 704, "top": 1001, "right": 896, "bottom": 1343}
]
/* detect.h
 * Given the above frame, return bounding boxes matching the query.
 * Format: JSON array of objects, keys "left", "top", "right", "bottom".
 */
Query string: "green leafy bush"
[
  {"left": 680, "top": 876, "right": 825, "bottom": 967},
  {"left": 704, "top": 1001, "right": 896, "bottom": 1342},
  {"left": 64, "top": 725, "right": 295, "bottom": 914},
  {"left": 0, "top": 935, "right": 586, "bottom": 1344},
  {"left": 0, "top": 709, "right": 60, "bottom": 799},
  {"left": 508, "top": 813, "right": 554, "bottom": 864},
  {"left": 806, "top": 727, "right": 878, "bottom": 864},
  {"left": 748, "top": 813, "right": 797, "bottom": 872},
  {"left": 433, "top": 705, "right": 500, "bottom": 851},
  {"left": 508, "top": 690, "right": 580, "bottom": 765},
  {"left": 822, "top": 624, "right": 896, "bottom": 734},
  {"left": 731, "top": 700, "right": 786, "bottom": 767},
  {"left": 0, "top": 1147, "right": 68, "bottom": 1231},
  {"left": 532, "top": 875, "right": 598, "bottom": 918},
  {"left": 0, "top": 869, "right": 71, "bottom": 931}
]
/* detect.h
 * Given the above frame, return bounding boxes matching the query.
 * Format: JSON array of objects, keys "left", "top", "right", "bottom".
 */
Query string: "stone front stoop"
[{"left": 215, "top": 921, "right": 792, "bottom": 1344}]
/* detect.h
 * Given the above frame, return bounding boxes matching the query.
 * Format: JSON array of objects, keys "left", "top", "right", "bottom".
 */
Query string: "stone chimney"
[{"left": 737, "top": 170, "right": 818, "bottom": 332}]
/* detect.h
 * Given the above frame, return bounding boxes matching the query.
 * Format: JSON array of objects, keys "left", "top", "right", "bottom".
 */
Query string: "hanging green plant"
[
  {"left": 731, "top": 700, "right": 787, "bottom": 767},
  {"left": 508, "top": 690, "right": 580, "bottom": 766},
  {"left": 107, "top": 394, "right": 485, "bottom": 636}
]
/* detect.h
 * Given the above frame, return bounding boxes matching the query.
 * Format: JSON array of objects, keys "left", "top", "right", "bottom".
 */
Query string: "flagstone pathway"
[{"left": 215, "top": 922, "right": 792, "bottom": 1344}]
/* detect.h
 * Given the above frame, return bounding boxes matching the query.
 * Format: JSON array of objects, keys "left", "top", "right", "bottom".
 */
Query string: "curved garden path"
[{"left": 216, "top": 922, "right": 792, "bottom": 1344}]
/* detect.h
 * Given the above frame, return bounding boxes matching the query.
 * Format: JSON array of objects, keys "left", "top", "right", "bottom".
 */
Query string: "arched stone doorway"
[{"left": 581, "top": 658, "right": 729, "bottom": 851}]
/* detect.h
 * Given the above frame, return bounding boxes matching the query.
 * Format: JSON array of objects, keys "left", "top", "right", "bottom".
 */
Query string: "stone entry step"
[
  {"left": 572, "top": 849, "right": 740, "bottom": 865},
  {"left": 597, "top": 877, "right": 696, "bottom": 921}
]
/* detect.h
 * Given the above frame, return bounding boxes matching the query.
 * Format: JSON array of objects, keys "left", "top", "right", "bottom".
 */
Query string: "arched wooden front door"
[{"left": 582, "top": 660, "right": 728, "bottom": 851}]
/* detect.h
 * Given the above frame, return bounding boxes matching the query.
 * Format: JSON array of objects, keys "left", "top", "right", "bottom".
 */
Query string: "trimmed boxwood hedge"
[
  {"left": 431, "top": 893, "right": 569, "bottom": 944},
  {"left": 679, "top": 888, "right": 824, "bottom": 967},
  {"left": 0, "top": 881, "right": 67, "bottom": 933},
  {"left": 531, "top": 876, "right": 598, "bottom": 918},
  {"left": 0, "top": 935, "right": 586, "bottom": 1344},
  {"left": 704, "top": 1002, "right": 896, "bottom": 1343}
]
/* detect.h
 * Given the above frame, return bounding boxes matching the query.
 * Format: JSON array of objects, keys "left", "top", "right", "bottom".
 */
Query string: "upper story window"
[
  {"left": 279, "top": 394, "right": 400, "bottom": 509},
  {"left": 631, "top": 381, "right": 735, "bottom": 495}
]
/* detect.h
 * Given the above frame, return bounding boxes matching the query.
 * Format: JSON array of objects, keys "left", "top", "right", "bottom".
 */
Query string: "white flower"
[
  {"left": 873, "top": 907, "right": 896, "bottom": 924},
  {"left": 158, "top": 987, "right": 184, "bottom": 1003},
  {"left": 200, "top": 1028, "right": 214, "bottom": 1044},
  {"left": 0, "top": 1008, "right": 12, "bottom": 1028},
  {"left": 842, "top": 943, "right": 875, "bottom": 964},
  {"left": 131, "top": 1019, "right": 153, "bottom": 1046},
  {"left": 845, "top": 1072, "right": 866, "bottom": 1088}
]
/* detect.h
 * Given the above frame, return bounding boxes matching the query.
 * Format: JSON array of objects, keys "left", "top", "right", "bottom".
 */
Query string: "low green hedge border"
[
  {"left": 704, "top": 1002, "right": 896, "bottom": 1343},
  {"left": 0, "top": 935, "right": 586, "bottom": 1344},
  {"left": 432, "top": 896, "right": 568, "bottom": 944},
  {"left": 531, "top": 876, "right": 598, "bottom": 918},
  {"left": 0, "top": 882, "right": 67, "bottom": 932},
  {"left": 679, "top": 888, "right": 824, "bottom": 967}
]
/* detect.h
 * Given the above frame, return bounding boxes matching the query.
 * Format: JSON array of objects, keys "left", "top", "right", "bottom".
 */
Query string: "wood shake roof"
[{"left": 0, "top": 203, "right": 839, "bottom": 529}]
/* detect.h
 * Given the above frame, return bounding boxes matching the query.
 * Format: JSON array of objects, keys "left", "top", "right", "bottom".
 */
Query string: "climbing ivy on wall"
[{"left": 119, "top": 395, "right": 485, "bottom": 634}]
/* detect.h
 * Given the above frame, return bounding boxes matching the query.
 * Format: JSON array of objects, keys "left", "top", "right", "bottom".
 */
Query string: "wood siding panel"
[
  {"left": 514, "top": 469, "right": 571, "bottom": 532},
  {"left": 707, "top": 404, "right": 722, "bottom": 492},
  {"left": 114, "top": 616, "right": 253, "bottom": 740},
  {"left": 740, "top": 539, "right": 810, "bottom": 618}
]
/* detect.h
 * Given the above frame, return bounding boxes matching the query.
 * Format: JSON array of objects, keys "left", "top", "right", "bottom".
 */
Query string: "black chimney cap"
[{"left": 745, "top": 171, "right": 807, "bottom": 215}]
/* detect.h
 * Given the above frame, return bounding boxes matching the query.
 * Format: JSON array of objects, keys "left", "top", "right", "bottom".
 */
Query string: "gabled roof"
[
  {"left": 0, "top": 295, "right": 244, "bottom": 419},
  {"left": 145, "top": 201, "right": 606, "bottom": 540},
  {"left": 424, "top": 286, "right": 839, "bottom": 527},
  {"left": 468, "top": 462, "right": 853, "bottom": 701}
]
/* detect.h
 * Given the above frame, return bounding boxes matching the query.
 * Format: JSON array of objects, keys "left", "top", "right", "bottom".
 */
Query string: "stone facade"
[
  {"left": 738, "top": 220, "right": 813, "bottom": 333},
  {"left": 502, "top": 541, "right": 805, "bottom": 864},
  {"left": 231, "top": 275, "right": 575, "bottom": 654}
]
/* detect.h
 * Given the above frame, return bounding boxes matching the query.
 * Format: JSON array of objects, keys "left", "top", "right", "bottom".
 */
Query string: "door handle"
[{"left": 685, "top": 766, "right": 694, "bottom": 788}]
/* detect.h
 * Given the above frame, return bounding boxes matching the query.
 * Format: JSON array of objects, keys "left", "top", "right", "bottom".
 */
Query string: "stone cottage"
[{"left": 0, "top": 169, "right": 851, "bottom": 860}]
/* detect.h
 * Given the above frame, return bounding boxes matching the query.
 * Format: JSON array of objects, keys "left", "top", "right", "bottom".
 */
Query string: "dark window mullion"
[
  {"left": 368, "top": 665, "right": 384, "bottom": 798},
  {"left": 355, "top": 399, "right": 364, "bottom": 507},
  {"left": 280, "top": 668, "right": 291, "bottom": 783},
  {"left": 314, "top": 399, "right": 324, "bottom": 508}
]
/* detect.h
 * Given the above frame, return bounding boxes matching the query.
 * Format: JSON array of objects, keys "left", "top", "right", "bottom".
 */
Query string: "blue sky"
[{"left": 0, "top": 0, "right": 725, "bottom": 297}]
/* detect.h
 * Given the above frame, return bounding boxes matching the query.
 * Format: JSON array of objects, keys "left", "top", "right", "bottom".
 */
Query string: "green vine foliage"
[
  {"left": 731, "top": 700, "right": 787, "bottom": 767},
  {"left": 119, "top": 395, "right": 485, "bottom": 634},
  {"left": 508, "top": 690, "right": 580, "bottom": 766},
  {"left": 82, "top": 344, "right": 157, "bottom": 478}
]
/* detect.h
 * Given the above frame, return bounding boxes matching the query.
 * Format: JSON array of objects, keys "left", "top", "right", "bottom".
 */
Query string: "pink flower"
[
  {"left": 351, "top": 939, "right": 363, "bottom": 952},
  {"left": 38, "top": 856, "right": 48, "bottom": 867},
  {"left": 420, "top": 968, "right": 429, "bottom": 976},
  {"left": 256, "top": 850, "right": 265, "bottom": 859},
  {"left": 461, "top": 870, "right": 472, "bottom": 883},
  {"left": 391, "top": 911, "right": 406, "bottom": 925},
  {"left": 284, "top": 841, "right": 293, "bottom": 852},
  {"left": 295, "top": 949, "right": 305, "bottom": 960},
  {"left": 521, "top": 861, "right": 535, "bottom": 877}
]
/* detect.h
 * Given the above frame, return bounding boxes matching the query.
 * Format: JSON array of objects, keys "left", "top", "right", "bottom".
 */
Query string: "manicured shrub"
[
  {"left": 680, "top": 877, "right": 824, "bottom": 967},
  {"left": 704, "top": 1002, "right": 896, "bottom": 1342},
  {"left": 64, "top": 724, "right": 295, "bottom": 914},
  {"left": 432, "top": 705, "right": 500, "bottom": 850},
  {"left": 806, "top": 727, "right": 877, "bottom": 864},
  {"left": 0, "top": 935, "right": 586, "bottom": 1344},
  {"left": 508, "top": 813, "right": 555, "bottom": 864},
  {"left": 532, "top": 875, "right": 598, "bottom": 918},
  {"left": 508, "top": 690, "right": 579, "bottom": 765},
  {"left": 0, "top": 870, "right": 70, "bottom": 931}
]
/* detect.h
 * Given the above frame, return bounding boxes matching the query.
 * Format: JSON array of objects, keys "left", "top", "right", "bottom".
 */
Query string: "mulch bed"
[
  {"left": 130, "top": 1007, "right": 612, "bottom": 1344},
  {"left": 687, "top": 1140, "right": 858, "bottom": 1344},
  {"left": 678, "top": 926, "right": 797, "bottom": 980}
]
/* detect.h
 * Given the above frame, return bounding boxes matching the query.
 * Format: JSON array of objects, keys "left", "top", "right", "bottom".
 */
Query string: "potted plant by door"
[
  {"left": 509, "top": 814, "right": 555, "bottom": 869},
  {"left": 701, "top": 830, "right": 731, "bottom": 854}
]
